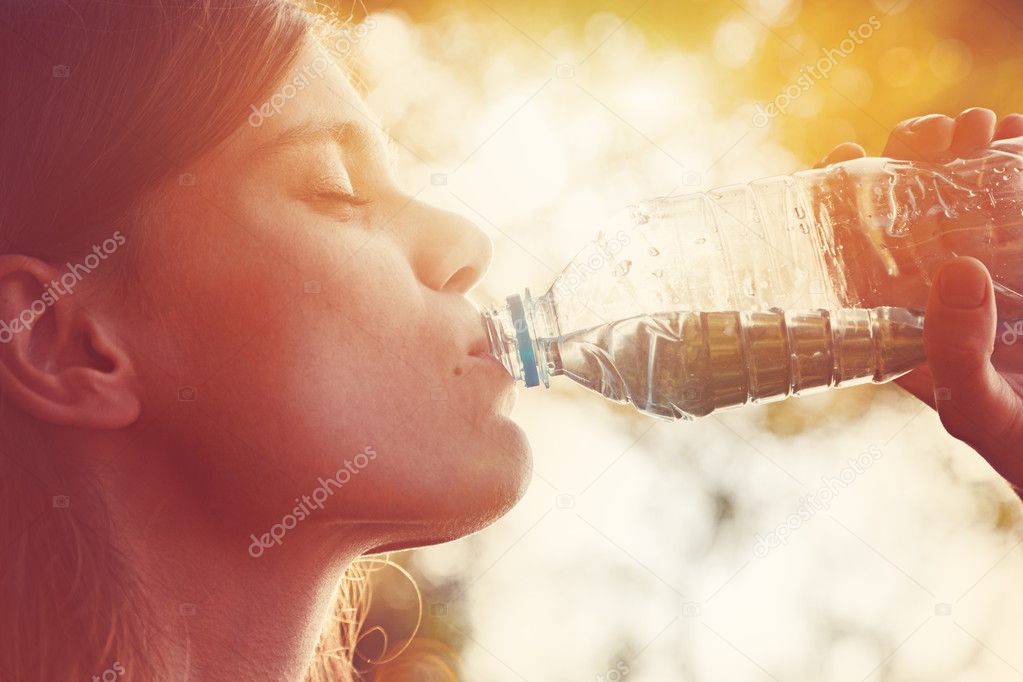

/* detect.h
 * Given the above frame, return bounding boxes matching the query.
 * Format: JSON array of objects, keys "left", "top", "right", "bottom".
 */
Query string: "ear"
[{"left": 0, "top": 254, "right": 141, "bottom": 429}]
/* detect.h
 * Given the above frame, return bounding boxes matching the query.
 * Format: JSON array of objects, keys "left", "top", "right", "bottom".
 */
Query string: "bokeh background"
[{"left": 330, "top": 1, "right": 1023, "bottom": 679}]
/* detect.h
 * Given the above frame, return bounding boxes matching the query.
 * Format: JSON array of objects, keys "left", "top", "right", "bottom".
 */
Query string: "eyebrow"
[{"left": 250, "top": 118, "right": 384, "bottom": 161}]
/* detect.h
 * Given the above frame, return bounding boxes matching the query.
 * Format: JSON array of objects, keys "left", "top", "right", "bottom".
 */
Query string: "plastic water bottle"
[{"left": 481, "top": 137, "right": 1023, "bottom": 421}]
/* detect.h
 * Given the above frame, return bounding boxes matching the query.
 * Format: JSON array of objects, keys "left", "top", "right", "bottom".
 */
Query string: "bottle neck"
[{"left": 481, "top": 289, "right": 555, "bottom": 388}]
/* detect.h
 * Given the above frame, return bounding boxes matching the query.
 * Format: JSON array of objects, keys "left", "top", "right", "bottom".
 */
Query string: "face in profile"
[
  {"left": 0, "top": 4, "right": 536, "bottom": 679},
  {"left": 113, "top": 38, "right": 532, "bottom": 555}
]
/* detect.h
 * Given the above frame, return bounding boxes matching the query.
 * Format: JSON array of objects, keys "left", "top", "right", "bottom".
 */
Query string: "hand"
[
  {"left": 814, "top": 108, "right": 1023, "bottom": 168},
  {"left": 817, "top": 109, "right": 1023, "bottom": 492},
  {"left": 896, "top": 257, "right": 1023, "bottom": 492}
]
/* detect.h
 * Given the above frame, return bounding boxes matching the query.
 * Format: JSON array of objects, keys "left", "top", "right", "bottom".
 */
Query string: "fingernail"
[{"left": 938, "top": 259, "right": 988, "bottom": 309}]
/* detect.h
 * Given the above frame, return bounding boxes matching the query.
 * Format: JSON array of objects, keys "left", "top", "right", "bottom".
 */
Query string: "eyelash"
[{"left": 316, "top": 188, "right": 370, "bottom": 206}]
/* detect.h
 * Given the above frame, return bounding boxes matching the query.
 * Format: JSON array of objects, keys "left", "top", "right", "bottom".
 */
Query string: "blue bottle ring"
[{"left": 506, "top": 294, "right": 539, "bottom": 387}]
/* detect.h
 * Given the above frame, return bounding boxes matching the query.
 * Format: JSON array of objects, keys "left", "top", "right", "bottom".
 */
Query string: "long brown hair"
[{"left": 0, "top": 1, "right": 368, "bottom": 679}]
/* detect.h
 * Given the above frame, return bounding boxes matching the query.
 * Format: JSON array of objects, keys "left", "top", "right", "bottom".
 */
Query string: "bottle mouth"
[
  {"left": 480, "top": 289, "right": 550, "bottom": 388},
  {"left": 481, "top": 304, "right": 518, "bottom": 379}
]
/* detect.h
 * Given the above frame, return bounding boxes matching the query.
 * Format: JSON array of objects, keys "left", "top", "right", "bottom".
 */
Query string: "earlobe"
[{"left": 0, "top": 255, "right": 141, "bottom": 430}]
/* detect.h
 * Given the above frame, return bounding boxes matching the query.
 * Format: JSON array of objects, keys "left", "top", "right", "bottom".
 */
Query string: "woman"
[
  {"left": 1, "top": 2, "right": 527, "bottom": 679},
  {"left": 1, "top": 1, "right": 1020, "bottom": 680}
]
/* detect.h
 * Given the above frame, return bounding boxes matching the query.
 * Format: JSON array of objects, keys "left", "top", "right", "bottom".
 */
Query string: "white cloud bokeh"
[{"left": 350, "top": 8, "right": 1023, "bottom": 681}]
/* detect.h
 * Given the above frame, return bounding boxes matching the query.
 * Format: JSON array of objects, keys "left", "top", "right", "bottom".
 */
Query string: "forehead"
[{"left": 230, "top": 39, "right": 386, "bottom": 159}]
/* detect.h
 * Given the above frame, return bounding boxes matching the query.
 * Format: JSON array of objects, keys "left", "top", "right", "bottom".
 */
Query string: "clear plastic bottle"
[{"left": 482, "top": 137, "right": 1023, "bottom": 420}]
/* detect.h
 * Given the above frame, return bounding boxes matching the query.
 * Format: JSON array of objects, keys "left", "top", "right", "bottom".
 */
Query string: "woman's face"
[{"left": 119, "top": 38, "right": 530, "bottom": 554}]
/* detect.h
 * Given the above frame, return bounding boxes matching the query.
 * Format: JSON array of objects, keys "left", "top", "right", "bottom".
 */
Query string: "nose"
[{"left": 405, "top": 199, "right": 494, "bottom": 294}]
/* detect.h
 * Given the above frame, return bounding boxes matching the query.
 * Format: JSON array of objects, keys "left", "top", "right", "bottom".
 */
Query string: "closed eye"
[{"left": 317, "top": 189, "right": 371, "bottom": 206}]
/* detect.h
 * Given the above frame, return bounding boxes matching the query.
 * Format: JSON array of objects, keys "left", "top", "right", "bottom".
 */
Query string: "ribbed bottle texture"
[{"left": 483, "top": 138, "right": 1023, "bottom": 420}]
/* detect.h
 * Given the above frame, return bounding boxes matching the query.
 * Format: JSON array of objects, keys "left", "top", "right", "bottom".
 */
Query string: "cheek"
[
  {"left": 237, "top": 241, "right": 430, "bottom": 456},
  {"left": 137, "top": 201, "right": 424, "bottom": 461}
]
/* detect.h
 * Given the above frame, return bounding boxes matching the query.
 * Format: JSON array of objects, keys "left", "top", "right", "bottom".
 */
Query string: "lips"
[
  {"left": 463, "top": 305, "right": 499, "bottom": 360},
  {"left": 468, "top": 335, "right": 491, "bottom": 358}
]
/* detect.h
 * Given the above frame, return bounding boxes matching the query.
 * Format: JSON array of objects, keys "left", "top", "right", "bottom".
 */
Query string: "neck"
[
  {"left": 80, "top": 441, "right": 372, "bottom": 681},
  {"left": 146, "top": 536, "right": 358, "bottom": 681}
]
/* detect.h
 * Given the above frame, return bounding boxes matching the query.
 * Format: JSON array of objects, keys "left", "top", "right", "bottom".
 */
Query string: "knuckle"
[
  {"left": 894, "top": 116, "right": 919, "bottom": 131},
  {"left": 923, "top": 332, "right": 991, "bottom": 366}
]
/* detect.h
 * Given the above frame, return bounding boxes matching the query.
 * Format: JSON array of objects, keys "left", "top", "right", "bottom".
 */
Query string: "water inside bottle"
[{"left": 540, "top": 307, "right": 925, "bottom": 421}]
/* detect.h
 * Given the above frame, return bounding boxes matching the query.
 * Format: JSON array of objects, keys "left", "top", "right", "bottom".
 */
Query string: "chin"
[
  {"left": 366, "top": 431, "right": 532, "bottom": 555},
  {"left": 367, "top": 534, "right": 464, "bottom": 554},
  {"left": 474, "top": 418, "right": 533, "bottom": 510}
]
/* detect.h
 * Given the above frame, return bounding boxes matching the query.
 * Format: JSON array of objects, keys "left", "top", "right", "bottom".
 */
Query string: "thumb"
[{"left": 925, "top": 257, "right": 1023, "bottom": 483}]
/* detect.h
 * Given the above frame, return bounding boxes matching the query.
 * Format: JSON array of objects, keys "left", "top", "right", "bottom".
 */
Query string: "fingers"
[
  {"left": 884, "top": 113, "right": 956, "bottom": 161},
  {"left": 817, "top": 109, "right": 1014, "bottom": 171},
  {"left": 950, "top": 107, "right": 996, "bottom": 158},
  {"left": 814, "top": 142, "right": 866, "bottom": 169},
  {"left": 883, "top": 109, "right": 1015, "bottom": 162},
  {"left": 994, "top": 113, "right": 1023, "bottom": 140},
  {"left": 924, "top": 257, "right": 1023, "bottom": 486}
]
